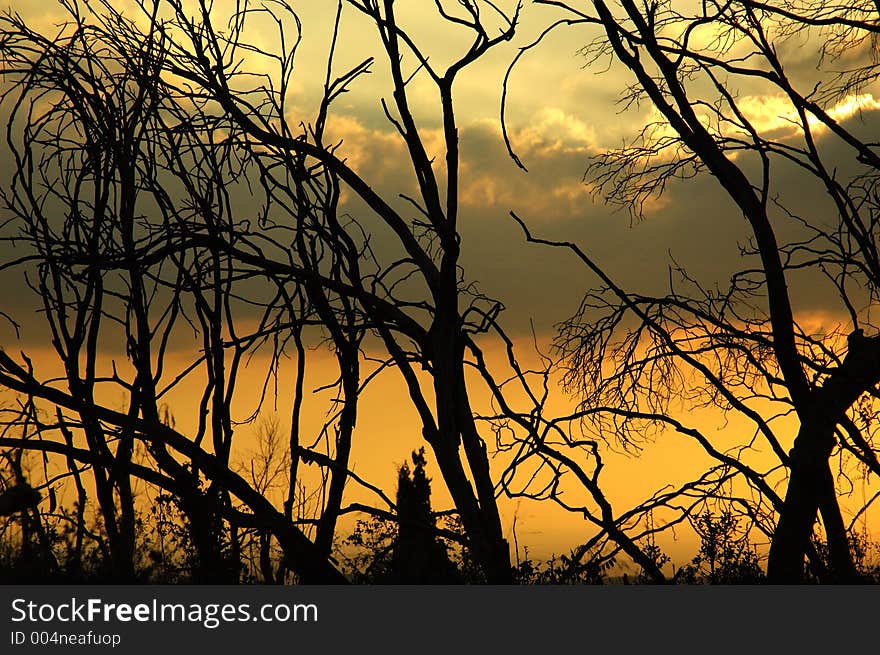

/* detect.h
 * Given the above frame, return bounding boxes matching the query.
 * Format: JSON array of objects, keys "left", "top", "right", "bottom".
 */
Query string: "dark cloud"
[{"left": 3, "top": 72, "right": 879, "bottom": 353}]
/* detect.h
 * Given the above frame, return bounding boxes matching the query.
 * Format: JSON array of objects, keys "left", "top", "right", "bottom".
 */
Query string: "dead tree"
[
  {"left": 146, "top": 0, "right": 523, "bottom": 582},
  {"left": 0, "top": 0, "right": 558, "bottom": 583},
  {"left": 0, "top": 2, "right": 346, "bottom": 582},
  {"left": 506, "top": 0, "right": 880, "bottom": 582}
]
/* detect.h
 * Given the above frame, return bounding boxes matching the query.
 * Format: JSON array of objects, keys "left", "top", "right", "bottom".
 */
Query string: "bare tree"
[
  {"left": 5, "top": 0, "right": 798, "bottom": 585},
  {"left": 0, "top": 0, "right": 577, "bottom": 584},
  {"left": 137, "top": 0, "right": 528, "bottom": 582},
  {"left": 505, "top": 0, "right": 880, "bottom": 582},
  {"left": 0, "top": 1, "right": 347, "bottom": 582}
]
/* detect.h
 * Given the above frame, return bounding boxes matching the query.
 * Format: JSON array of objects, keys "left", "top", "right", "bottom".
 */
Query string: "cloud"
[
  {"left": 323, "top": 114, "right": 413, "bottom": 179},
  {"left": 737, "top": 92, "right": 880, "bottom": 138},
  {"left": 506, "top": 107, "right": 599, "bottom": 157},
  {"left": 311, "top": 109, "right": 604, "bottom": 223}
]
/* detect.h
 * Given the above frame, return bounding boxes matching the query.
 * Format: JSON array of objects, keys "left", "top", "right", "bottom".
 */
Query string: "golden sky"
[{"left": 3, "top": 0, "right": 880, "bottom": 568}]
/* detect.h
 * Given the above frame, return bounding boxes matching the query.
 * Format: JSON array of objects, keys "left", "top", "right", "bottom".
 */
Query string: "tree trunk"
[
  {"left": 768, "top": 420, "right": 857, "bottom": 582},
  {"left": 428, "top": 308, "right": 512, "bottom": 583}
]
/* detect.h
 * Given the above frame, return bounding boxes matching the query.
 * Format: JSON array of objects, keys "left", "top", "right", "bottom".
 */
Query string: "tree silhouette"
[
  {"left": 0, "top": 1, "right": 346, "bottom": 582},
  {"left": 504, "top": 0, "right": 880, "bottom": 582},
  {"left": 340, "top": 449, "right": 462, "bottom": 583},
  {"left": 0, "top": 0, "right": 549, "bottom": 583},
  {"left": 4, "top": 0, "right": 877, "bottom": 585},
  {"left": 391, "top": 449, "right": 460, "bottom": 584}
]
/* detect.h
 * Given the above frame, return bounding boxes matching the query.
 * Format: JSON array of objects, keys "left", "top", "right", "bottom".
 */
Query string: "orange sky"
[{"left": 3, "top": 0, "right": 880, "bottom": 571}]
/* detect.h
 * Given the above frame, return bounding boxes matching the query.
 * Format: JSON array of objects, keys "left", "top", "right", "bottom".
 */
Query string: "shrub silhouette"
[{"left": 674, "top": 512, "right": 765, "bottom": 584}]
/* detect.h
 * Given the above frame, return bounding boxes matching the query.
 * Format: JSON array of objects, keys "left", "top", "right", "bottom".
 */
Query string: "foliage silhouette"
[{"left": 674, "top": 512, "right": 765, "bottom": 584}]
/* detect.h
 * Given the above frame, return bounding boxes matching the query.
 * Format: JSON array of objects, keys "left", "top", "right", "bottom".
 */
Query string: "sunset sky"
[{"left": 3, "top": 0, "right": 880, "bottom": 568}]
